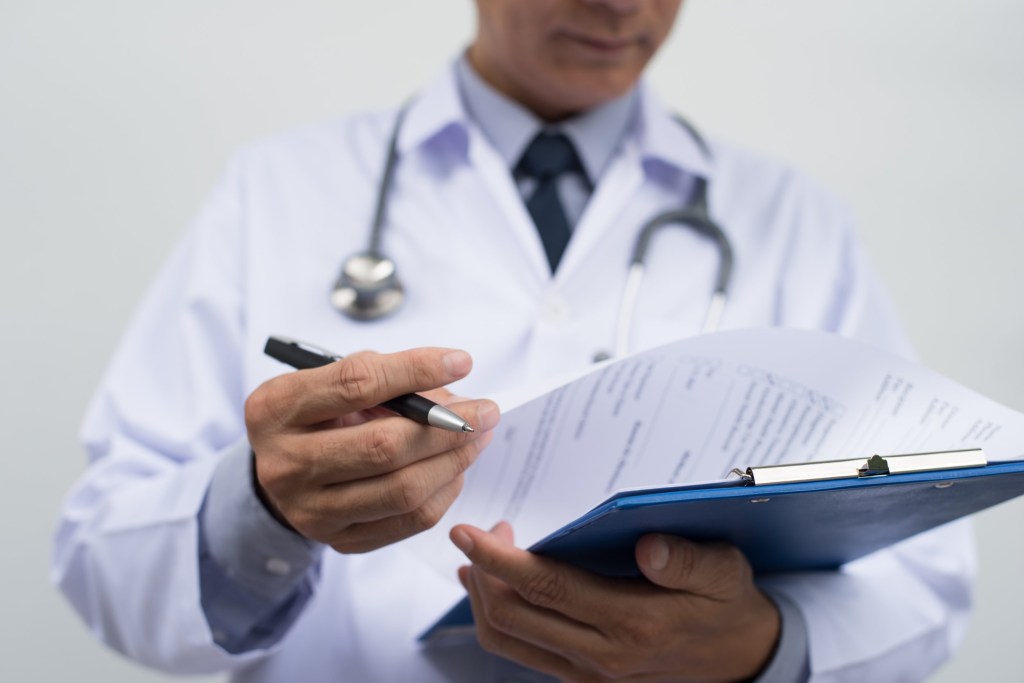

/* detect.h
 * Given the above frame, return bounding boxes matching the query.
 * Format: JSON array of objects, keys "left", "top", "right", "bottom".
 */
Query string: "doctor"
[{"left": 53, "top": 1, "right": 973, "bottom": 682}]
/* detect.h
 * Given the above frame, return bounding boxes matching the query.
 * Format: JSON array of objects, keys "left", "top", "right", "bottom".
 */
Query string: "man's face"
[{"left": 469, "top": 0, "right": 683, "bottom": 121}]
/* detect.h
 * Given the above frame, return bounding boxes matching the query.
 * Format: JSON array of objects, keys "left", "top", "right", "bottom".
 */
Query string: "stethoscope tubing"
[
  {"left": 612, "top": 191, "right": 734, "bottom": 356},
  {"left": 334, "top": 104, "right": 735, "bottom": 360}
]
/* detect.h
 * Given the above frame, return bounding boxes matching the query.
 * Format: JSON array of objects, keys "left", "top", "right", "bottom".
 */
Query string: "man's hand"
[
  {"left": 451, "top": 522, "right": 780, "bottom": 683},
  {"left": 245, "top": 347, "right": 499, "bottom": 553}
]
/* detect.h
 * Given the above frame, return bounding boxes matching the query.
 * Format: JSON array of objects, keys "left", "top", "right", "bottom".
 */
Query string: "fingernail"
[
  {"left": 451, "top": 527, "right": 474, "bottom": 554},
  {"left": 477, "top": 402, "right": 500, "bottom": 431},
  {"left": 647, "top": 536, "right": 669, "bottom": 572},
  {"left": 443, "top": 350, "right": 472, "bottom": 378}
]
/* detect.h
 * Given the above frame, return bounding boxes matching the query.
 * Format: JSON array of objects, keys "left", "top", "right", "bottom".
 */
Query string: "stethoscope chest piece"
[{"left": 331, "top": 252, "right": 405, "bottom": 320}]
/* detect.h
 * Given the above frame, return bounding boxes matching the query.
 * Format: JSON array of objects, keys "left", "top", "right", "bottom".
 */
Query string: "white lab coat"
[{"left": 53, "top": 64, "right": 973, "bottom": 682}]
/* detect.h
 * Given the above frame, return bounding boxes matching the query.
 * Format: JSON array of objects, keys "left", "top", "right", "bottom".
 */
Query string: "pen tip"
[{"left": 462, "top": 425, "right": 475, "bottom": 433}]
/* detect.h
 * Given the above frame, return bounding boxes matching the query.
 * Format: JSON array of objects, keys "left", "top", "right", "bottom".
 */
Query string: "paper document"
[{"left": 407, "top": 328, "right": 1024, "bottom": 580}]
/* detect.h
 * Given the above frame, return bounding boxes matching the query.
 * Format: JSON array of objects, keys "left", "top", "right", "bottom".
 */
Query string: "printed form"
[{"left": 408, "top": 328, "right": 1024, "bottom": 580}]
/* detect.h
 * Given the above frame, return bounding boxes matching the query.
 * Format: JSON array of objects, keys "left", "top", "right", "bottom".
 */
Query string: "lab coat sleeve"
[
  {"left": 50, "top": 154, "right": 300, "bottom": 674},
  {"left": 764, "top": 191, "right": 976, "bottom": 682}
]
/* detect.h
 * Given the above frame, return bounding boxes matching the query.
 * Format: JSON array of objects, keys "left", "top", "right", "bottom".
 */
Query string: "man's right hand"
[{"left": 244, "top": 347, "right": 498, "bottom": 554}]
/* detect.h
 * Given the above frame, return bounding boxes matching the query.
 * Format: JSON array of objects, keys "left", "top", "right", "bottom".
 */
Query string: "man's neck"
[{"left": 455, "top": 54, "right": 637, "bottom": 185}]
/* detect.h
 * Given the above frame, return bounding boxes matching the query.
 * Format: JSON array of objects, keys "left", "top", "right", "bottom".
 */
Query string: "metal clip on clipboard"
[{"left": 731, "top": 448, "right": 988, "bottom": 486}]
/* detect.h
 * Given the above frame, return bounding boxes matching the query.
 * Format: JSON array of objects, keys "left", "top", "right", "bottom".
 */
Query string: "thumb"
[
  {"left": 490, "top": 520, "right": 515, "bottom": 544},
  {"left": 636, "top": 534, "right": 732, "bottom": 593}
]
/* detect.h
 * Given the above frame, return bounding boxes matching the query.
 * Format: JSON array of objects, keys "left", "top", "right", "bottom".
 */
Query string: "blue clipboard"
[{"left": 420, "top": 449, "right": 1024, "bottom": 642}]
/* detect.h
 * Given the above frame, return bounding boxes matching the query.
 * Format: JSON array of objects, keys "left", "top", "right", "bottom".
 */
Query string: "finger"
[
  {"left": 294, "top": 399, "right": 499, "bottom": 483},
  {"left": 327, "top": 474, "right": 466, "bottom": 553},
  {"left": 262, "top": 384, "right": 466, "bottom": 434},
  {"left": 635, "top": 535, "right": 753, "bottom": 599},
  {"left": 460, "top": 566, "right": 581, "bottom": 681},
  {"left": 458, "top": 549, "right": 607, "bottom": 664},
  {"left": 255, "top": 347, "right": 474, "bottom": 427},
  {"left": 461, "top": 561, "right": 686, "bottom": 683},
  {"left": 424, "top": 388, "right": 457, "bottom": 405},
  {"left": 316, "top": 430, "right": 495, "bottom": 526},
  {"left": 450, "top": 524, "right": 615, "bottom": 625}
]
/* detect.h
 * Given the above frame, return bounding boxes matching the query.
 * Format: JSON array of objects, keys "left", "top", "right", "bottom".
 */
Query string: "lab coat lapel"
[
  {"left": 460, "top": 133, "right": 647, "bottom": 289},
  {"left": 555, "top": 138, "right": 644, "bottom": 281},
  {"left": 400, "top": 63, "right": 553, "bottom": 288},
  {"left": 466, "top": 127, "right": 554, "bottom": 285},
  {"left": 557, "top": 83, "right": 713, "bottom": 282}
]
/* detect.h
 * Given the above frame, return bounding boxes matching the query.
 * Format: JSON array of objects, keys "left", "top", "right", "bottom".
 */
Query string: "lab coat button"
[
  {"left": 540, "top": 295, "right": 571, "bottom": 325},
  {"left": 265, "top": 557, "right": 292, "bottom": 576}
]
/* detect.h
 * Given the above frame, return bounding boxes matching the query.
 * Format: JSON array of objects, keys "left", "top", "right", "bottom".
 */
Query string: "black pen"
[{"left": 264, "top": 336, "right": 474, "bottom": 433}]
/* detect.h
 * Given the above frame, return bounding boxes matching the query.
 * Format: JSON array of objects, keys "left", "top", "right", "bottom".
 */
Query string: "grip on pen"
[{"left": 381, "top": 393, "right": 434, "bottom": 423}]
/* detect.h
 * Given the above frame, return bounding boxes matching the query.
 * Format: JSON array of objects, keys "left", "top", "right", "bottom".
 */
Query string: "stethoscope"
[{"left": 331, "top": 106, "right": 734, "bottom": 360}]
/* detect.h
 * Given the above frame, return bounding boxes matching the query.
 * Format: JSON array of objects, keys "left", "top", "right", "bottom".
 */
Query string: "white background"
[{"left": 2, "top": 1, "right": 1022, "bottom": 680}]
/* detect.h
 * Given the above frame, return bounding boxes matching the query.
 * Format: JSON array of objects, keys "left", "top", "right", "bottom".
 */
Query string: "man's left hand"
[{"left": 451, "top": 522, "right": 780, "bottom": 683}]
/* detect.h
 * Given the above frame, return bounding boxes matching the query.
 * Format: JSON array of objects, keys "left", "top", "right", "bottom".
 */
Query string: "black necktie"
[{"left": 516, "top": 132, "right": 586, "bottom": 273}]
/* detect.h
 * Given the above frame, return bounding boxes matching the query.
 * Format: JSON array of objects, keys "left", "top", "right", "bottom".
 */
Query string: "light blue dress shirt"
[{"left": 198, "top": 55, "right": 809, "bottom": 682}]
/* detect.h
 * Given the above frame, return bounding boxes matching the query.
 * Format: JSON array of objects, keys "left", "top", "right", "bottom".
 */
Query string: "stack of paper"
[{"left": 408, "top": 328, "right": 1024, "bottom": 580}]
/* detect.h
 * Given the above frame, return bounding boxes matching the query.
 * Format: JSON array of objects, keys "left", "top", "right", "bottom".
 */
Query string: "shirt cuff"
[
  {"left": 753, "top": 589, "right": 811, "bottom": 683},
  {"left": 198, "top": 438, "right": 324, "bottom": 651}
]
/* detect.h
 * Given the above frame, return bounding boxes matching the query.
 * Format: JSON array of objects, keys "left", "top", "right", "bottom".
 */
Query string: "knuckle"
[
  {"left": 673, "top": 541, "right": 699, "bottom": 581},
  {"left": 484, "top": 599, "right": 517, "bottom": 633},
  {"left": 288, "top": 494, "right": 333, "bottom": 538},
  {"left": 253, "top": 450, "right": 289, "bottom": 492},
  {"left": 243, "top": 389, "right": 266, "bottom": 430},
  {"left": 408, "top": 350, "right": 441, "bottom": 388},
  {"left": 288, "top": 508, "right": 320, "bottom": 538},
  {"left": 327, "top": 524, "right": 382, "bottom": 555},
  {"left": 382, "top": 469, "right": 429, "bottom": 513},
  {"left": 446, "top": 442, "right": 477, "bottom": 476},
  {"left": 333, "top": 354, "right": 380, "bottom": 406},
  {"left": 591, "top": 652, "right": 631, "bottom": 680},
  {"left": 251, "top": 442, "right": 310, "bottom": 500},
  {"left": 721, "top": 543, "right": 748, "bottom": 569},
  {"left": 717, "top": 544, "right": 753, "bottom": 589},
  {"left": 448, "top": 473, "right": 466, "bottom": 499},
  {"left": 363, "top": 423, "right": 403, "bottom": 470},
  {"left": 330, "top": 536, "right": 370, "bottom": 555},
  {"left": 402, "top": 476, "right": 462, "bottom": 536},
  {"left": 475, "top": 627, "right": 501, "bottom": 654},
  {"left": 245, "top": 380, "right": 292, "bottom": 430},
  {"left": 519, "top": 569, "right": 567, "bottom": 609},
  {"left": 407, "top": 501, "right": 444, "bottom": 533},
  {"left": 618, "top": 614, "right": 657, "bottom": 649},
  {"left": 310, "top": 436, "right": 339, "bottom": 478}
]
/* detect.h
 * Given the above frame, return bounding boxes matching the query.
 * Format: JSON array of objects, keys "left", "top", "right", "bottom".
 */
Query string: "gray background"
[{"left": 2, "top": 1, "right": 1022, "bottom": 680}]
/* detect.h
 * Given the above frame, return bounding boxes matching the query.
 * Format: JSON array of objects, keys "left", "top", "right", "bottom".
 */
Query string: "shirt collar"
[
  {"left": 397, "top": 59, "right": 712, "bottom": 181},
  {"left": 453, "top": 57, "right": 536, "bottom": 171},
  {"left": 396, "top": 62, "right": 470, "bottom": 158},
  {"left": 455, "top": 55, "right": 636, "bottom": 184},
  {"left": 633, "top": 83, "right": 712, "bottom": 179}
]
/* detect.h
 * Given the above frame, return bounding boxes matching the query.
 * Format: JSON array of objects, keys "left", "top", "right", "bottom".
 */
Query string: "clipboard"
[{"left": 420, "top": 448, "right": 1024, "bottom": 643}]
